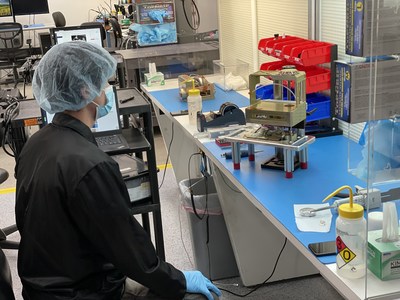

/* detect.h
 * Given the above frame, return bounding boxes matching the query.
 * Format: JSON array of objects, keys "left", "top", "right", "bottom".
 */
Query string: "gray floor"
[{"left": 0, "top": 85, "right": 344, "bottom": 299}]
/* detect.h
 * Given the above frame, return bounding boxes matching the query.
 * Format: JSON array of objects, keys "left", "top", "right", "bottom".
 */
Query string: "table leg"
[
  {"left": 283, "top": 148, "right": 295, "bottom": 178},
  {"left": 300, "top": 147, "right": 308, "bottom": 169},
  {"left": 248, "top": 144, "right": 255, "bottom": 161},
  {"left": 232, "top": 142, "right": 241, "bottom": 170}
]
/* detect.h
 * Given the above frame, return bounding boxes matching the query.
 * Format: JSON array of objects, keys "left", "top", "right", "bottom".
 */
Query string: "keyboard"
[{"left": 95, "top": 135, "right": 122, "bottom": 146}]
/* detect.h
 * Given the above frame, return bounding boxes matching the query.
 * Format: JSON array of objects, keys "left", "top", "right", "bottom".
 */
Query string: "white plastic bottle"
[
  {"left": 326, "top": 186, "right": 366, "bottom": 279},
  {"left": 187, "top": 89, "right": 202, "bottom": 125},
  {"left": 117, "top": 10, "right": 123, "bottom": 23}
]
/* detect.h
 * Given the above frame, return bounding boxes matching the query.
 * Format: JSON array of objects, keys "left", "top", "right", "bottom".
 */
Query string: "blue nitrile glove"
[
  {"left": 183, "top": 271, "right": 222, "bottom": 300},
  {"left": 148, "top": 10, "right": 166, "bottom": 23}
]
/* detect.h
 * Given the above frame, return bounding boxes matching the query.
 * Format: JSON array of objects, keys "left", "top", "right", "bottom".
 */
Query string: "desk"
[
  {"left": 142, "top": 80, "right": 400, "bottom": 299},
  {"left": 116, "top": 41, "right": 219, "bottom": 88},
  {"left": 22, "top": 24, "right": 53, "bottom": 31}
]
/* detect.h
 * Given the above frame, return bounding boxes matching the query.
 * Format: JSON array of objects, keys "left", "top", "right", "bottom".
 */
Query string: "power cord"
[
  {"left": 217, "top": 237, "right": 288, "bottom": 297},
  {"left": 158, "top": 121, "right": 174, "bottom": 189},
  {"left": 187, "top": 151, "right": 213, "bottom": 282},
  {"left": 215, "top": 167, "right": 242, "bottom": 193}
]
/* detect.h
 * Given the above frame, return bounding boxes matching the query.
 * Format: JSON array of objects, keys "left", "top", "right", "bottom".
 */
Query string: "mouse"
[{"left": 23, "top": 25, "right": 29, "bottom": 28}]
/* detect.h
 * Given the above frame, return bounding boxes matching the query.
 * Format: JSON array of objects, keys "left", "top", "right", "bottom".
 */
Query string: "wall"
[{"left": 194, "top": 0, "right": 218, "bottom": 33}]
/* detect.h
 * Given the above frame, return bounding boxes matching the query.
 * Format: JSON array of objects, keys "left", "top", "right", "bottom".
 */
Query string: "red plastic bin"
[
  {"left": 258, "top": 35, "right": 300, "bottom": 56},
  {"left": 259, "top": 61, "right": 331, "bottom": 94},
  {"left": 258, "top": 36, "right": 334, "bottom": 66}
]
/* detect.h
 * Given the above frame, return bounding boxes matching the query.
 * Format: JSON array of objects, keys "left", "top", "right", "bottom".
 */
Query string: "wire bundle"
[{"left": 1, "top": 97, "right": 20, "bottom": 157}]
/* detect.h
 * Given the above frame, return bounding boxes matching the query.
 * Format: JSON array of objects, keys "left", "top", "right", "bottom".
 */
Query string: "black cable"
[
  {"left": 1, "top": 99, "right": 20, "bottom": 157},
  {"left": 215, "top": 167, "right": 241, "bottom": 193},
  {"left": 205, "top": 211, "right": 211, "bottom": 278},
  {"left": 181, "top": 0, "right": 200, "bottom": 31},
  {"left": 217, "top": 237, "right": 288, "bottom": 297},
  {"left": 158, "top": 121, "right": 174, "bottom": 189},
  {"left": 188, "top": 152, "right": 208, "bottom": 220}
]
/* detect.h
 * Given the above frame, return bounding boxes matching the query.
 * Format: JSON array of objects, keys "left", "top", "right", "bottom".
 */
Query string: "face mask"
[{"left": 92, "top": 86, "right": 114, "bottom": 120}]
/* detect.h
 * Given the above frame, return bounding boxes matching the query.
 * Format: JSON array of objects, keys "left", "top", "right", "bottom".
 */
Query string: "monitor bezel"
[
  {"left": 11, "top": 0, "right": 49, "bottom": 16},
  {"left": 50, "top": 24, "right": 104, "bottom": 48}
]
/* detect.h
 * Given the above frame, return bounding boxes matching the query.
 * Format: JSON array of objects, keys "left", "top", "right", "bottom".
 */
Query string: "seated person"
[{"left": 15, "top": 41, "right": 221, "bottom": 300}]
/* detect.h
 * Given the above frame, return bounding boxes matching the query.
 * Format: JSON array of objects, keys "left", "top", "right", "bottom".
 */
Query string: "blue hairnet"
[{"left": 32, "top": 41, "right": 117, "bottom": 113}]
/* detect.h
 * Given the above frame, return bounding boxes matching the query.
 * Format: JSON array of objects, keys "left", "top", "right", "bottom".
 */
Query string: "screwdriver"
[{"left": 221, "top": 150, "right": 263, "bottom": 159}]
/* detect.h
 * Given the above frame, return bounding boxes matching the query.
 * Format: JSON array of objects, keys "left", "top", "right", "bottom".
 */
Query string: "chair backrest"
[
  {"left": 52, "top": 11, "right": 66, "bottom": 27},
  {"left": 108, "top": 17, "right": 122, "bottom": 48},
  {"left": 0, "top": 246, "right": 15, "bottom": 299},
  {"left": 80, "top": 22, "right": 106, "bottom": 44},
  {"left": 0, "top": 23, "right": 23, "bottom": 51}
]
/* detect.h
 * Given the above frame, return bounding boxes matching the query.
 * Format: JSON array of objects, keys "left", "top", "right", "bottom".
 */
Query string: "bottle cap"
[
  {"left": 188, "top": 89, "right": 200, "bottom": 96},
  {"left": 338, "top": 203, "right": 364, "bottom": 219}
]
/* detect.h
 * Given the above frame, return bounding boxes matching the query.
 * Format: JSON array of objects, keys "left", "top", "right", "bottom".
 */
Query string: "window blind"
[{"left": 218, "top": 0, "right": 309, "bottom": 72}]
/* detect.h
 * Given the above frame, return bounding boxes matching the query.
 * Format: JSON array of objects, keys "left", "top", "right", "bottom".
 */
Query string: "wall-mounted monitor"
[
  {"left": 12, "top": 0, "right": 49, "bottom": 16},
  {"left": 0, "top": 0, "right": 12, "bottom": 17}
]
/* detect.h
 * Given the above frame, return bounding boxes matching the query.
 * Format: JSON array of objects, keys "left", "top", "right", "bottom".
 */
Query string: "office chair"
[
  {"left": 52, "top": 11, "right": 66, "bottom": 27},
  {"left": 0, "top": 169, "right": 18, "bottom": 250},
  {"left": 109, "top": 17, "right": 123, "bottom": 48},
  {"left": 0, "top": 247, "right": 15, "bottom": 300},
  {"left": 81, "top": 22, "right": 106, "bottom": 46},
  {"left": 0, "top": 23, "right": 24, "bottom": 88}
]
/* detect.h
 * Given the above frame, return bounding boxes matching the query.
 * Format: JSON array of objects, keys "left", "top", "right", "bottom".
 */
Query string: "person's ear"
[{"left": 80, "top": 87, "right": 91, "bottom": 100}]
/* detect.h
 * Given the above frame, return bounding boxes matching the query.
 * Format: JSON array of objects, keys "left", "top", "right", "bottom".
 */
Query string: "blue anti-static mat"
[{"left": 150, "top": 87, "right": 250, "bottom": 114}]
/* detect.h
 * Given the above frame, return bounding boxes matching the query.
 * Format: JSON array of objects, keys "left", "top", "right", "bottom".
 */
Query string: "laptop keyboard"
[{"left": 96, "top": 135, "right": 122, "bottom": 146}]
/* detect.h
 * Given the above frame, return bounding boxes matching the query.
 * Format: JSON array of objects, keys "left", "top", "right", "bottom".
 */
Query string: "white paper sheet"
[{"left": 294, "top": 203, "right": 333, "bottom": 233}]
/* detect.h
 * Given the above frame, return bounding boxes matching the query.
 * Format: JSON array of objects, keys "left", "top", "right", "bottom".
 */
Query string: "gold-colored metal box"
[{"left": 178, "top": 74, "right": 215, "bottom": 101}]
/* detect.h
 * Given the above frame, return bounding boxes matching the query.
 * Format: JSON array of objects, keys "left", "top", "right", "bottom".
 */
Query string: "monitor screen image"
[
  {"left": 51, "top": 26, "right": 103, "bottom": 48},
  {"left": 0, "top": 0, "right": 12, "bottom": 17},
  {"left": 12, "top": 0, "right": 49, "bottom": 16}
]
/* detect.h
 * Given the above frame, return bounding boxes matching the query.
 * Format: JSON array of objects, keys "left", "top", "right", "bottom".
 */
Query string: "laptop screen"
[
  {"left": 51, "top": 25, "right": 103, "bottom": 47},
  {"left": 92, "top": 88, "right": 121, "bottom": 133},
  {"left": 41, "top": 87, "right": 121, "bottom": 134}
]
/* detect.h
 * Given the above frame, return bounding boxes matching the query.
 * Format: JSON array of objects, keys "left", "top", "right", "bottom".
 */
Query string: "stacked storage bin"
[{"left": 257, "top": 35, "right": 338, "bottom": 132}]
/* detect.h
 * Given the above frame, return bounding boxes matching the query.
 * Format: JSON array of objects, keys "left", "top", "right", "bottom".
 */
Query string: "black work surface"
[{"left": 117, "top": 88, "right": 151, "bottom": 115}]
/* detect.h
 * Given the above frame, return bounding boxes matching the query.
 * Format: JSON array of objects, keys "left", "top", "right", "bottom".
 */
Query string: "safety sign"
[{"left": 336, "top": 236, "right": 356, "bottom": 269}]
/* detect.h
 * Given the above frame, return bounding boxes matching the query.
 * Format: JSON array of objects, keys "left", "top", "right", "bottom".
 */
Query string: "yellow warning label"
[{"left": 339, "top": 247, "right": 356, "bottom": 264}]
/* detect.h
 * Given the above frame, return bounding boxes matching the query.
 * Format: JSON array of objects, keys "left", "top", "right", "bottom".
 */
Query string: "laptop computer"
[
  {"left": 41, "top": 86, "right": 130, "bottom": 154},
  {"left": 50, "top": 25, "right": 103, "bottom": 48}
]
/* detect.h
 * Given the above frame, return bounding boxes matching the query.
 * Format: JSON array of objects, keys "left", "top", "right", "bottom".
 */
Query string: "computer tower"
[{"left": 38, "top": 32, "right": 52, "bottom": 55}]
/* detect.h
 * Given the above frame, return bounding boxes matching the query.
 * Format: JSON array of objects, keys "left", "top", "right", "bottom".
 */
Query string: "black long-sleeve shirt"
[{"left": 15, "top": 113, "right": 186, "bottom": 300}]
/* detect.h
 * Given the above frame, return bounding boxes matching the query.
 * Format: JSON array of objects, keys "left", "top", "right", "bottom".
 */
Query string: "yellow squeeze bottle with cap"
[
  {"left": 323, "top": 185, "right": 366, "bottom": 279},
  {"left": 117, "top": 10, "right": 123, "bottom": 23},
  {"left": 187, "top": 89, "right": 202, "bottom": 125}
]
